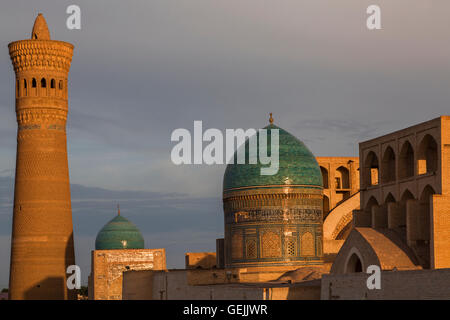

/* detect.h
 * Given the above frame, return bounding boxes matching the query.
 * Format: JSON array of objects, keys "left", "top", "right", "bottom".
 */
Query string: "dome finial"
[
  {"left": 31, "top": 13, "right": 51, "bottom": 40},
  {"left": 117, "top": 203, "right": 120, "bottom": 216},
  {"left": 269, "top": 113, "right": 274, "bottom": 124}
]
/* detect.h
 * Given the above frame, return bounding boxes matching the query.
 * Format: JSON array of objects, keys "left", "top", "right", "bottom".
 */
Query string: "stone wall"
[
  {"left": 123, "top": 269, "right": 321, "bottom": 300},
  {"left": 122, "top": 270, "right": 155, "bottom": 300},
  {"left": 185, "top": 252, "right": 217, "bottom": 269},
  {"left": 321, "top": 268, "right": 450, "bottom": 299},
  {"left": 152, "top": 270, "right": 264, "bottom": 300},
  {"left": 89, "top": 248, "right": 166, "bottom": 300},
  {"left": 431, "top": 194, "right": 450, "bottom": 268}
]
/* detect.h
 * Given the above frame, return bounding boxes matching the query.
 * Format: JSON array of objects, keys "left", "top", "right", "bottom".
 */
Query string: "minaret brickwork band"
[{"left": 8, "top": 14, "right": 76, "bottom": 300}]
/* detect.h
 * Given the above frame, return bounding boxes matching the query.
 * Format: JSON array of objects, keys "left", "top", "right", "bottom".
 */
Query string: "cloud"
[
  {"left": 2, "top": 0, "right": 450, "bottom": 194},
  {"left": 0, "top": 176, "right": 223, "bottom": 286}
]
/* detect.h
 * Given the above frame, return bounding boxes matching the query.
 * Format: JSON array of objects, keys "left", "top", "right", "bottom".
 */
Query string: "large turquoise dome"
[
  {"left": 222, "top": 118, "right": 324, "bottom": 269},
  {"left": 223, "top": 123, "right": 322, "bottom": 191},
  {"left": 95, "top": 214, "right": 145, "bottom": 250}
]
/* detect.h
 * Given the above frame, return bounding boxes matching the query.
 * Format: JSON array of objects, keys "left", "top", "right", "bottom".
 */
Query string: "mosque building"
[
  {"left": 120, "top": 116, "right": 362, "bottom": 299},
  {"left": 120, "top": 116, "right": 450, "bottom": 300},
  {"left": 88, "top": 207, "right": 166, "bottom": 300}
]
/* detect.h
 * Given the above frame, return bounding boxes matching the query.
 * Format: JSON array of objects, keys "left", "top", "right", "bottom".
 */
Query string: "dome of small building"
[
  {"left": 223, "top": 123, "right": 322, "bottom": 191},
  {"left": 95, "top": 211, "right": 145, "bottom": 250}
]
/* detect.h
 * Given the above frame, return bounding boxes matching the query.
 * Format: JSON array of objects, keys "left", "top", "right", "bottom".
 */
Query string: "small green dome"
[
  {"left": 95, "top": 215, "right": 145, "bottom": 250},
  {"left": 223, "top": 123, "right": 322, "bottom": 191}
]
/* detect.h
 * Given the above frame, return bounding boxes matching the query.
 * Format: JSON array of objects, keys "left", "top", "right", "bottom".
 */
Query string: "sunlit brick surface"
[{"left": 8, "top": 14, "right": 76, "bottom": 300}]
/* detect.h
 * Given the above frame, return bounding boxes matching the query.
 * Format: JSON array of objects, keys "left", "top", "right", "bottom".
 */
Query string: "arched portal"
[
  {"left": 320, "top": 167, "right": 329, "bottom": 189},
  {"left": 393, "top": 189, "right": 415, "bottom": 232},
  {"left": 40, "top": 78, "right": 47, "bottom": 96},
  {"left": 381, "top": 147, "right": 396, "bottom": 183},
  {"left": 336, "top": 166, "right": 350, "bottom": 189},
  {"left": 399, "top": 141, "right": 414, "bottom": 179},
  {"left": 359, "top": 196, "right": 379, "bottom": 227},
  {"left": 364, "top": 151, "right": 379, "bottom": 186},
  {"left": 365, "top": 196, "right": 379, "bottom": 213},
  {"left": 385, "top": 193, "right": 396, "bottom": 204},
  {"left": 418, "top": 185, "right": 434, "bottom": 242},
  {"left": 31, "top": 78, "right": 37, "bottom": 96},
  {"left": 346, "top": 253, "right": 363, "bottom": 273},
  {"left": 407, "top": 185, "right": 434, "bottom": 268},
  {"left": 417, "top": 135, "right": 438, "bottom": 175}
]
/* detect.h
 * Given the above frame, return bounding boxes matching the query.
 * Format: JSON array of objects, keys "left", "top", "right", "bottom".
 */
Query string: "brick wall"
[
  {"left": 321, "top": 268, "right": 450, "bottom": 299},
  {"left": 90, "top": 248, "right": 166, "bottom": 300},
  {"left": 185, "top": 252, "right": 217, "bottom": 269},
  {"left": 123, "top": 269, "right": 320, "bottom": 300}
]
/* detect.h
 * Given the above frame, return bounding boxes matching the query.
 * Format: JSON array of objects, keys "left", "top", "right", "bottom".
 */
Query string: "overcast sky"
[{"left": 1, "top": 0, "right": 450, "bottom": 287}]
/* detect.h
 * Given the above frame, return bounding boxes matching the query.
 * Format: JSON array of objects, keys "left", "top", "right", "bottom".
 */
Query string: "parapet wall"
[
  {"left": 123, "top": 269, "right": 321, "bottom": 300},
  {"left": 90, "top": 248, "right": 166, "bottom": 300},
  {"left": 321, "top": 268, "right": 450, "bottom": 299}
]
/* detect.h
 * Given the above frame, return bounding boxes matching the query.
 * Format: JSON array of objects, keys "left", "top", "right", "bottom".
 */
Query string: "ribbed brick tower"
[{"left": 8, "top": 14, "right": 76, "bottom": 300}]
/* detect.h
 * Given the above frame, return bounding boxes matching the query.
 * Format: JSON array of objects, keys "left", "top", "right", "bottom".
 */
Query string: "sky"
[{"left": 1, "top": 0, "right": 450, "bottom": 287}]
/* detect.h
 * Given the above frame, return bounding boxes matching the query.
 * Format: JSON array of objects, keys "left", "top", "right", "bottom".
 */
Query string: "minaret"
[{"left": 8, "top": 14, "right": 75, "bottom": 300}]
